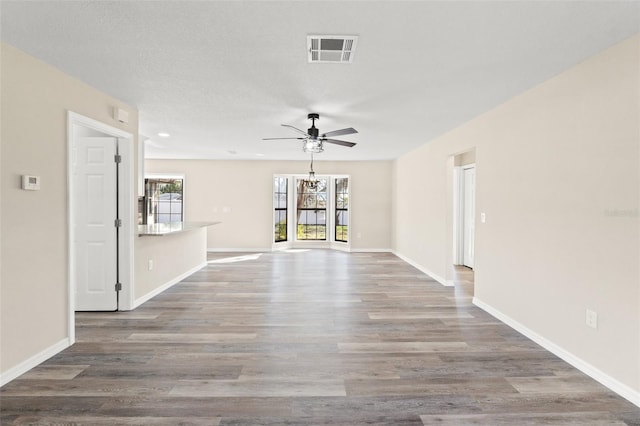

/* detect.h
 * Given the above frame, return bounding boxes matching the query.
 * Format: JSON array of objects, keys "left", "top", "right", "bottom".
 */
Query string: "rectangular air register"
[{"left": 307, "top": 35, "right": 358, "bottom": 63}]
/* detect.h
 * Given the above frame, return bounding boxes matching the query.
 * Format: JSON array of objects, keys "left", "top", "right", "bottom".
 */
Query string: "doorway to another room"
[
  {"left": 67, "top": 112, "right": 134, "bottom": 341},
  {"left": 452, "top": 149, "right": 476, "bottom": 294}
]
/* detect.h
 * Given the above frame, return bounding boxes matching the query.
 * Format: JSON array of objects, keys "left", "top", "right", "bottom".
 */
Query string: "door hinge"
[
  {"left": 115, "top": 282, "right": 122, "bottom": 292},
  {"left": 114, "top": 154, "right": 122, "bottom": 163},
  {"left": 114, "top": 218, "right": 123, "bottom": 227}
]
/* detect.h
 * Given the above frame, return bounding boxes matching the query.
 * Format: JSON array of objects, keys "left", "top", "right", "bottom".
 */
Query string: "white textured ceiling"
[{"left": 1, "top": 1, "right": 639, "bottom": 161}]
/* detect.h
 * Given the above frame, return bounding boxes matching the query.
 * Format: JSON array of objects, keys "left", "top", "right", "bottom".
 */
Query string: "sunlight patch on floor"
[{"left": 208, "top": 253, "right": 263, "bottom": 264}]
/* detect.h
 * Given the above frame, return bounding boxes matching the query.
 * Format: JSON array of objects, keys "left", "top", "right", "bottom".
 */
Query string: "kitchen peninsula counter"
[{"left": 138, "top": 221, "right": 220, "bottom": 237}]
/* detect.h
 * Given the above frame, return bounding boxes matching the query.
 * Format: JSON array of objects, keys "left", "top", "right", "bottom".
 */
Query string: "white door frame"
[
  {"left": 67, "top": 112, "right": 135, "bottom": 343},
  {"left": 462, "top": 165, "right": 476, "bottom": 268},
  {"left": 453, "top": 163, "right": 476, "bottom": 265}
]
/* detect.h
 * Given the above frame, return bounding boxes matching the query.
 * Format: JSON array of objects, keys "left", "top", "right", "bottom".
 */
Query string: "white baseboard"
[
  {"left": 392, "top": 251, "right": 453, "bottom": 287},
  {"left": 330, "top": 243, "right": 351, "bottom": 252},
  {"left": 0, "top": 338, "right": 71, "bottom": 387},
  {"left": 473, "top": 297, "right": 640, "bottom": 408},
  {"left": 209, "top": 247, "right": 393, "bottom": 253},
  {"left": 133, "top": 261, "right": 207, "bottom": 309}
]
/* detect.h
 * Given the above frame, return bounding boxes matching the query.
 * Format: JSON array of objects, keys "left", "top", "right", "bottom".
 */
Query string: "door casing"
[
  {"left": 67, "top": 112, "right": 134, "bottom": 343},
  {"left": 462, "top": 165, "right": 476, "bottom": 268},
  {"left": 453, "top": 163, "right": 476, "bottom": 267}
]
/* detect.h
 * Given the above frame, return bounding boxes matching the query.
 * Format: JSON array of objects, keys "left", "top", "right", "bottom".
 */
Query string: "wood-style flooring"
[{"left": 2, "top": 250, "right": 639, "bottom": 425}]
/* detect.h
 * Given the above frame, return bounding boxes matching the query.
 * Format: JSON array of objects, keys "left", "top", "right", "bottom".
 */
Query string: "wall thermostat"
[{"left": 22, "top": 175, "right": 41, "bottom": 191}]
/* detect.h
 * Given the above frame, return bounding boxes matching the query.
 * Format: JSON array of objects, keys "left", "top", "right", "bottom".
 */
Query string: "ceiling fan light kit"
[
  {"left": 263, "top": 113, "right": 358, "bottom": 187},
  {"left": 304, "top": 153, "right": 319, "bottom": 190},
  {"left": 262, "top": 112, "right": 358, "bottom": 154},
  {"left": 304, "top": 139, "right": 324, "bottom": 154}
]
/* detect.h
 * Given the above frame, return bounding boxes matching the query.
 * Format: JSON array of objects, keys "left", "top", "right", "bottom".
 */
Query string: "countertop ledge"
[{"left": 138, "top": 221, "right": 221, "bottom": 236}]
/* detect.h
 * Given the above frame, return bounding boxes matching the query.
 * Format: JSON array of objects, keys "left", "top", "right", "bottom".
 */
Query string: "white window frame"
[
  {"left": 272, "top": 174, "right": 350, "bottom": 252},
  {"left": 145, "top": 173, "right": 186, "bottom": 223}
]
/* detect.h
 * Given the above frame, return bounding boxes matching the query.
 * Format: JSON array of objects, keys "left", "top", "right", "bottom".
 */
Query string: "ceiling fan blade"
[
  {"left": 262, "top": 137, "right": 306, "bottom": 141},
  {"left": 281, "top": 124, "right": 309, "bottom": 136},
  {"left": 323, "top": 138, "right": 357, "bottom": 147},
  {"left": 322, "top": 127, "right": 358, "bottom": 138}
]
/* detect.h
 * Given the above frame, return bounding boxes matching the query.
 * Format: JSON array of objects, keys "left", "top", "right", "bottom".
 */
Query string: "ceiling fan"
[{"left": 262, "top": 113, "right": 357, "bottom": 153}]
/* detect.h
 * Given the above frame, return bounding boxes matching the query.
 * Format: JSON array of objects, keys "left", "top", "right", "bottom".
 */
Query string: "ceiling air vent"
[{"left": 307, "top": 35, "right": 358, "bottom": 64}]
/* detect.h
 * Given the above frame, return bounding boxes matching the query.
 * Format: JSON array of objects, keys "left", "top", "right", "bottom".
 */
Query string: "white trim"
[
  {"left": 392, "top": 251, "right": 453, "bottom": 287},
  {"left": 138, "top": 136, "right": 147, "bottom": 196},
  {"left": 292, "top": 174, "right": 330, "bottom": 245},
  {"left": 453, "top": 163, "right": 476, "bottom": 266},
  {"left": 292, "top": 241, "right": 333, "bottom": 249},
  {"left": 272, "top": 242, "right": 293, "bottom": 251},
  {"left": 0, "top": 338, "right": 71, "bottom": 386},
  {"left": 144, "top": 172, "right": 186, "bottom": 179},
  {"left": 473, "top": 297, "right": 640, "bottom": 408},
  {"left": 208, "top": 247, "right": 391, "bottom": 253},
  {"left": 330, "top": 242, "right": 351, "bottom": 252},
  {"left": 453, "top": 166, "right": 464, "bottom": 265},
  {"left": 118, "top": 137, "right": 135, "bottom": 311},
  {"left": 272, "top": 173, "right": 352, "bottom": 249},
  {"left": 133, "top": 261, "right": 207, "bottom": 309},
  {"left": 144, "top": 173, "right": 186, "bottom": 222},
  {"left": 67, "top": 112, "right": 135, "bottom": 338}
]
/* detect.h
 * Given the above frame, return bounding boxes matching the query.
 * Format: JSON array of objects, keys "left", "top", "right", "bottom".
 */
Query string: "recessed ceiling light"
[
  {"left": 227, "top": 150, "right": 237, "bottom": 155},
  {"left": 256, "top": 153, "right": 265, "bottom": 157},
  {"left": 157, "top": 132, "right": 170, "bottom": 138}
]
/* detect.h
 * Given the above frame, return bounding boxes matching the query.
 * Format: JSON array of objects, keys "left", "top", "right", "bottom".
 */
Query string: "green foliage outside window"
[{"left": 297, "top": 224, "right": 326, "bottom": 240}]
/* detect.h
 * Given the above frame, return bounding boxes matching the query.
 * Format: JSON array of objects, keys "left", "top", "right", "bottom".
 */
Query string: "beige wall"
[
  {"left": 2, "top": 33, "right": 638, "bottom": 404},
  {"left": 393, "top": 35, "right": 640, "bottom": 394},
  {"left": 135, "top": 229, "right": 207, "bottom": 303},
  {"left": 0, "top": 43, "right": 138, "bottom": 375},
  {"left": 454, "top": 149, "right": 476, "bottom": 166},
  {"left": 145, "top": 160, "right": 393, "bottom": 251}
]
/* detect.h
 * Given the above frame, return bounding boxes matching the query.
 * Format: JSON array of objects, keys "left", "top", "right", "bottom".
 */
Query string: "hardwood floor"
[{"left": 2, "top": 250, "right": 639, "bottom": 425}]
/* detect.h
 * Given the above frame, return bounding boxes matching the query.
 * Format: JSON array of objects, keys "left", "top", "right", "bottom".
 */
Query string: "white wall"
[
  {"left": 393, "top": 35, "right": 640, "bottom": 401},
  {"left": 145, "top": 159, "right": 393, "bottom": 251},
  {"left": 0, "top": 43, "right": 138, "bottom": 379}
]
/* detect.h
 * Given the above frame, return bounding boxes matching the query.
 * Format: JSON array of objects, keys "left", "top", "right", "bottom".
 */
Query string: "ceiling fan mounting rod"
[{"left": 307, "top": 113, "right": 320, "bottom": 139}]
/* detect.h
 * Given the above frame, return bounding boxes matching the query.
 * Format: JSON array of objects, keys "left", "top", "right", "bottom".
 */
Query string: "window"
[
  {"left": 335, "top": 178, "right": 349, "bottom": 242},
  {"left": 274, "top": 176, "right": 288, "bottom": 242},
  {"left": 273, "top": 174, "right": 350, "bottom": 246},
  {"left": 296, "top": 177, "right": 327, "bottom": 240},
  {"left": 145, "top": 177, "right": 183, "bottom": 223}
]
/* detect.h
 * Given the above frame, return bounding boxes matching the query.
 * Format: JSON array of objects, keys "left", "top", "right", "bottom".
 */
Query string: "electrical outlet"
[
  {"left": 148, "top": 259, "right": 153, "bottom": 271},
  {"left": 586, "top": 309, "right": 598, "bottom": 329}
]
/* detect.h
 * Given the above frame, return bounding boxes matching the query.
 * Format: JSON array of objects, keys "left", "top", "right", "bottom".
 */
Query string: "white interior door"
[
  {"left": 463, "top": 166, "right": 476, "bottom": 268},
  {"left": 73, "top": 137, "right": 118, "bottom": 311}
]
